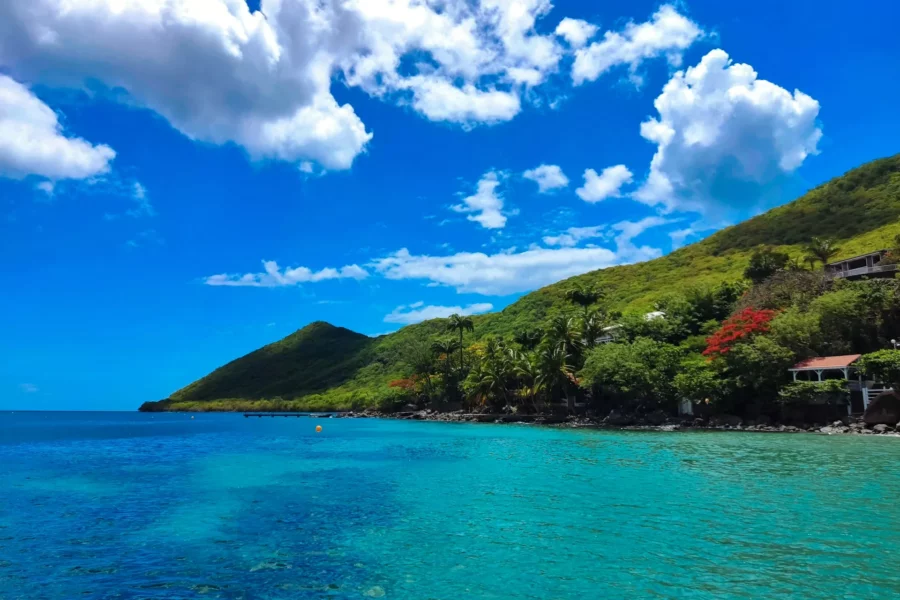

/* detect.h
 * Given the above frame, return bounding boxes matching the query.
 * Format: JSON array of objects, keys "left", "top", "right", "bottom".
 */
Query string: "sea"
[{"left": 1, "top": 411, "right": 899, "bottom": 599}]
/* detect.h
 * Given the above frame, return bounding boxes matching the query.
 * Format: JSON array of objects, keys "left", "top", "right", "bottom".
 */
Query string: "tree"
[
  {"left": 565, "top": 285, "right": 604, "bottom": 319},
  {"left": 513, "top": 328, "right": 542, "bottom": 351},
  {"left": 399, "top": 338, "right": 438, "bottom": 399},
  {"left": 857, "top": 350, "right": 900, "bottom": 388},
  {"left": 805, "top": 237, "right": 840, "bottom": 267},
  {"left": 674, "top": 357, "right": 728, "bottom": 407},
  {"left": 703, "top": 307, "right": 779, "bottom": 359},
  {"left": 513, "top": 350, "right": 543, "bottom": 412},
  {"left": 581, "top": 310, "right": 607, "bottom": 350},
  {"left": 744, "top": 247, "right": 790, "bottom": 284},
  {"left": 431, "top": 339, "right": 460, "bottom": 377},
  {"left": 536, "top": 344, "right": 577, "bottom": 413},
  {"left": 580, "top": 338, "right": 684, "bottom": 410},
  {"left": 547, "top": 315, "right": 583, "bottom": 364},
  {"left": 446, "top": 314, "right": 474, "bottom": 371}
]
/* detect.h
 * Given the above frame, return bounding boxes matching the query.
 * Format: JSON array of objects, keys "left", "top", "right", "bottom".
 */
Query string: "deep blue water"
[{"left": 2, "top": 412, "right": 900, "bottom": 599}]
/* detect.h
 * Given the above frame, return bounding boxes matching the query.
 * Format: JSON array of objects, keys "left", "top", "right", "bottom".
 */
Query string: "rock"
[
  {"left": 691, "top": 418, "right": 706, "bottom": 428},
  {"left": 645, "top": 410, "right": 668, "bottom": 426},
  {"left": 605, "top": 410, "right": 635, "bottom": 426},
  {"left": 755, "top": 415, "right": 771, "bottom": 426},
  {"left": 864, "top": 391, "right": 900, "bottom": 426},
  {"left": 873, "top": 423, "right": 892, "bottom": 433},
  {"left": 710, "top": 414, "right": 742, "bottom": 428}
]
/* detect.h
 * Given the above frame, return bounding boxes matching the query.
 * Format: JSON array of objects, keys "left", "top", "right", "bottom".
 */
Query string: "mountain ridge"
[{"left": 142, "top": 153, "right": 900, "bottom": 412}]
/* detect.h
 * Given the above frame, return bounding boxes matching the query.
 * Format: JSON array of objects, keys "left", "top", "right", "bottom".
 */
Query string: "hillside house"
[{"left": 826, "top": 250, "right": 897, "bottom": 280}]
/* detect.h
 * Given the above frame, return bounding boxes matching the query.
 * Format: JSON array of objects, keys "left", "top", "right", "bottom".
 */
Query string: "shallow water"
[{"left": 1, "top": 412, "right": 899, "bottom": 599}]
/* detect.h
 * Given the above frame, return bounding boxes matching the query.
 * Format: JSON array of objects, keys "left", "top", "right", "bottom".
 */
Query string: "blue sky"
[{"left": 2, "top": 0, "right": 899, "bottom": 410}]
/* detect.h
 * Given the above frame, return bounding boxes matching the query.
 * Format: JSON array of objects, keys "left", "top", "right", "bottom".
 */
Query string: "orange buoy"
[{"left": 315, "top": 425, "right": 322, "bottom": 432}]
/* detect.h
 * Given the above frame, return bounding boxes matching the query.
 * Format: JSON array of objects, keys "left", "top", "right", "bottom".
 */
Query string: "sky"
[{"left": 2, "top": 0, "right": 899, "bottom": 410}]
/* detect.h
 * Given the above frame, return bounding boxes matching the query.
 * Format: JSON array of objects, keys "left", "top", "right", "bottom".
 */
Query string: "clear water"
[{"left": 2, "top": 413, "right": 899, "bottom": 599}]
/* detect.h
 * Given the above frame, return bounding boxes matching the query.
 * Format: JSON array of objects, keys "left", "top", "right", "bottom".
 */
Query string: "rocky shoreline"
[{"left": 333, "top": 409, "right": 900, "bottom": 436}]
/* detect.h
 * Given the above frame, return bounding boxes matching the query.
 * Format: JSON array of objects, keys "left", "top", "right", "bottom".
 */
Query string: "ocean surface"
[{"left": 2, "top": 412, "right": 900, "bottom": 599}]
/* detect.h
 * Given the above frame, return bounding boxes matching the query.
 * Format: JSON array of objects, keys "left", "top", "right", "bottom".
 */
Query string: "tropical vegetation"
[{"left": 140, "top": 154, "right": 900, "bottom": 416}]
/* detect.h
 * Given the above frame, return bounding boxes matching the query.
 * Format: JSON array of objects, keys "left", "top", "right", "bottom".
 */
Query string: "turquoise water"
[{"left": 2, "top": 413, "right": 900, "bottom": 599}]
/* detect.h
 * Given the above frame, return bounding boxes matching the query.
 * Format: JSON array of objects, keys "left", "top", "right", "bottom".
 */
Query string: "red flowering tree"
[
  {"left": 388, "top": 376, "right": 419, "bottom": 392},
  {"left": 703, "top": 307, "right": 778, "bottom": 359}
]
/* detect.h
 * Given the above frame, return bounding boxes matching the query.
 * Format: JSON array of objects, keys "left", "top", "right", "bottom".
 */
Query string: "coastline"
[{"left": 273, "top": 409, "right": 900, "bottom": 436}]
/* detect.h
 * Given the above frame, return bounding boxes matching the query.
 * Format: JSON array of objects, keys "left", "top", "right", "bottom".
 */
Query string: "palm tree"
[
  {"left": 446, "top": 314, "right": 474, "bottom": 371},
  {"left": 805, "top": 237, "right": 840, "bottom": 268},
  {"left": 513, "top": 328, "right": 542, "bottom": 351},
  {"left": 431, "top": 339, "right": 460, "bottom": 376},
  {"left": 565, "top": 285, "right": 604, "bottom": 319},
  {"left": 547, "top": 314, "right": 582, "bottom": 361},
  {"left": 581, "top": 310, "right": 607, "bottom": 350},
  {"left": 537, "top": 344, "right": 577, "bottom": 414},
  {"left": 465, "top": 348, "right": 512, "bottom": 410},
  {"left": 513, "top": 350, "right": 542, "bottom": 412}
]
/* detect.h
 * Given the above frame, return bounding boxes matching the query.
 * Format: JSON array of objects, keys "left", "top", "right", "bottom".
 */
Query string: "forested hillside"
[{"left": 141, "top": 154, "right": 900, "bottom": 412}]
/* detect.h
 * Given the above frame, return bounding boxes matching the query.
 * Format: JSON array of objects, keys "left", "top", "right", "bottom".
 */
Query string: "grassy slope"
[{"left": 149, "top": 154, "right": 900, "bottom": 411}]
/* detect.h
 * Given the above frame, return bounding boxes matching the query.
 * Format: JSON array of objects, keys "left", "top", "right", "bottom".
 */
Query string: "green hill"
[{"left": 141, "top": 154, "right": 900, "bottom": 412}]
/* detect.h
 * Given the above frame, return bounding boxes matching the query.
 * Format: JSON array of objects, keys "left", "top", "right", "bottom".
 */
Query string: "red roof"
[{"left": 791, "top": 354, "right": 861, "bottom": 370}]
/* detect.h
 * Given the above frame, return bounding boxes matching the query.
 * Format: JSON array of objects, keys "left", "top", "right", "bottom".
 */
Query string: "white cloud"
[
  {"left": 669, "top": 228, "right": 696, "bottom": 249},
  {"left": 576, "top": 165, "right": 634, "bottom": 202},
  {"left": 542, "top": 225, "right": 606, "bottom": 247},
  {"left": 19, "top": 383, "right": 38, "bottom": 393},
  {"left": 125, "top": 182, "right": 155, "bottom": 218},
  {"left": 373, "top": 219, "right": 665, "bottom": 296},
  {"left": 0, "top": 74, "right": 115, "bottom": 181},
  {"left": 404, "top": 79, "right": 521, "bottom": 125},
  {"left": 384, "top": 301, "right": 493, "bottom": 324},
  {"left": 35, "top": 181, "right": 55, "bottom": 196},
  {"left": 0, "top": 1, "right": 374, "bottom": 171},
  {"left": 612, "top": 216, "right": 674, "bottom": 248},
  {"left": 451, "top": 171, "right": 507, "bottom": 229},
  {"left": 523, "top": 164, "right": 569, "bottom": 193},
  {"left": 572, "top": 5, "right": 703, "bottom": 85},
  {"left": 1, "top": 0, "right": 606, "bottom": 168},
  {"left": 633, "top": 49, "right": 823, "bottom": 213},
  {"left": 205, "top": 260, "right": 368, "bottom": 287},
  {"left": 555, "top": 18, "right": 598, "bottom": 49}
]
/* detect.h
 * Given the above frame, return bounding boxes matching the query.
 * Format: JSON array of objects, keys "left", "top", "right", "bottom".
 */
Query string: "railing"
[{"left": 832, "top": 264, "right": 897, "bottom": 279}]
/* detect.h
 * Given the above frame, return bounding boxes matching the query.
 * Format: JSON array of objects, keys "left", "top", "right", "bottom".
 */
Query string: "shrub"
[
  {"left": 778, "top": 380, "right": 849, "bottom": 405},
  {"left": 857, "top": 350, "right": 900, "bottom": 388}
]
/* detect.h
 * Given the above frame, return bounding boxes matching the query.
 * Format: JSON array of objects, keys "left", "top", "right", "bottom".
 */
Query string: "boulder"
[
  {"left": 863, "top": 391, "right": 900, "bottom": 426},
  {"left": 873, "top": 423, "right": 892, "bottom": 433},
  {"left": 710, "top": 414, "right": 743, "bottom": 428},
  {"left": 605, "top": 410, "right": 635, "bottom": 426},
  {"left": 645, "top": 410, "right": 668, "bottom": 426}
]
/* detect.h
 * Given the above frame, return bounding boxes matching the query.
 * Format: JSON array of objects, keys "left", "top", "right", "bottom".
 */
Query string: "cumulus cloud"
[
  {"left": 451, "top": 171, "right": 507, "bottom": 229},
  {"left": 633, "top": 49, "right": 822, "bottom": 213},
  {"left": 542, "top": 225, "right": 606, "bottom": 247},
  {"left": 0, "top": 2, "right": 711, "bottom": 169},
  {"left": 523, "top": 164, "right": 569, "bottom": 193},
  {"left": 205, "top": 260, "right": 368, "bottom": 287},
  {"left": 0, "top": 74, "right": 115, "bottom": 181},
  {"left": 0, "top": 0, "right": 375, "bottom": 171},
  {"left": 575, "top": 165, "right": 634, "bottom": 202},
  {"left": 384, "top": 301, "right": 493, "bottom": 324},
  {"left": 572, "top": 5, "right": 703, "bottom": 85},
  {"left": 555, "top": 18, "right": 598, "bottom": 49},
  {"left": 373, "top": 217, "right": 668, "bottom": 296},
  {"left": 0, "top": 0, "right": 602, "bottom": 167}
]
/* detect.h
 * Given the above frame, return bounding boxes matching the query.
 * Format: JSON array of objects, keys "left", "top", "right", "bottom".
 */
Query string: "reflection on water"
[{"left": 1, "top": 412, "right": 899, "bottom": 599}]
